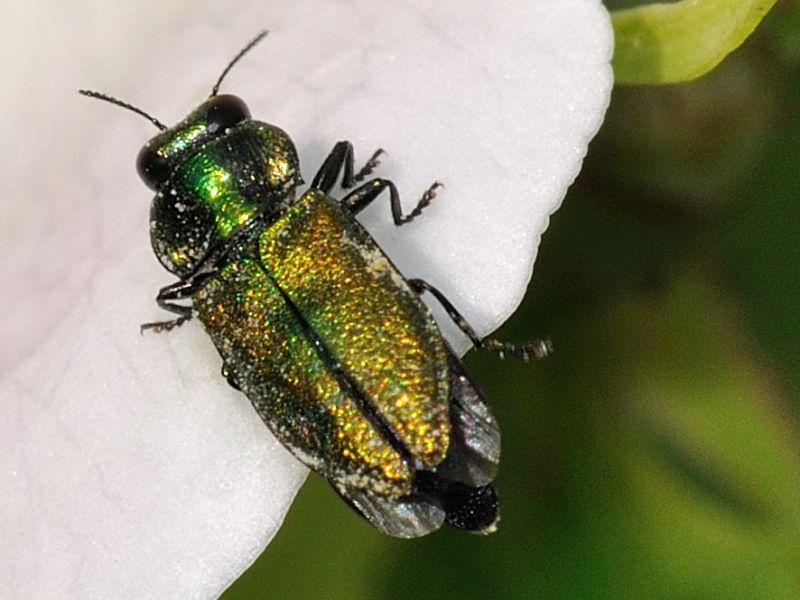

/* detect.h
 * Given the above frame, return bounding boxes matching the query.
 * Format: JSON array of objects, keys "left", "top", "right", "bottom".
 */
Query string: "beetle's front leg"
[
  {"left": 408, "top": 278, "right": 552, "bottom": 360},
  {"left": 311, "top": 140, "right": 384, "bottom": 193},
  {"left": 140, "top": 280, "right": 198, "bottom": 334}
]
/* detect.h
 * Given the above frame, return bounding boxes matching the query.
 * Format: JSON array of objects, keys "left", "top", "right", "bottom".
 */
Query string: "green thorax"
[
  {"left": 144, "top": 96, "right": 301, "bottom": 279},
  {"left": 170, "top": 121, "right": 299, "bottom": 236}
]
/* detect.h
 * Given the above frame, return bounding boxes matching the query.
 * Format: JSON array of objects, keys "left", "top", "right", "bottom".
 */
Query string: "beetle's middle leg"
[
  {"left": 140, "top": 280, "right": 198, "bottom": 334},
  {"left": 311, "top": 141, "right": 384, "bottom": 193},
  {"left": 312, "top": 140, "right": 441, "bottom": 226},
  {"left": 340, "top": 178, "right": 442, "bottom": 227},
  {"left": 408, "top": 278, "right": 552, "bottom": 360}
]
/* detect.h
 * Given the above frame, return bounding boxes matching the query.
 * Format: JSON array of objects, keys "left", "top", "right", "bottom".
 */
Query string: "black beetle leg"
[
  {"left": 221, "top": 364, "right": 242, "bottom": 391},
  {"left": 140, "top": 280, "right": 200, "bottom": 334},
  {"left": 341, "top": 178, "right": 442, "bottom": 227},
  {"left": 408, "top": 278, "right": 552, "bottom": 360},
  {"left": 311, "top": 141, "right": 384, "bottom": 193}
]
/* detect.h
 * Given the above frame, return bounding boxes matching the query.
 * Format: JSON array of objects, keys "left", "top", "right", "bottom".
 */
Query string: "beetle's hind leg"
[
  {"left": 408, "top": 278, "right": 552, "bottom": 360},
  {"left": 140, "top": 280, "right": 196, "bottom": 334},
  {"left": 311, "top": 141, "right": 384, "bottom": 193}
]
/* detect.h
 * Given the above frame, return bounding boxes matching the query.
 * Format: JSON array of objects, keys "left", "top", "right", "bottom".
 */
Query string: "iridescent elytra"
[{"left": 80, "top": 31, "right": 550, "bottom": 537}]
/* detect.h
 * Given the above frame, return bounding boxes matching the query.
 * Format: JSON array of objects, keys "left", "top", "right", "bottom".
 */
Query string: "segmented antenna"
[
  {"left": 80, "top": 31, "right": 269, "bottom": 127},
  {"left": 78, "top": 89, "right": 167, "bottom": 131},
  {"left": 211, "top": 30, "right": 269, "bottom": 97}
]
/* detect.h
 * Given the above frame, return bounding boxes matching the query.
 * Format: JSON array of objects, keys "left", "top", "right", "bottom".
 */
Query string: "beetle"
[{"left": 80, "top": 32, "right": 549, "bottom": 537}]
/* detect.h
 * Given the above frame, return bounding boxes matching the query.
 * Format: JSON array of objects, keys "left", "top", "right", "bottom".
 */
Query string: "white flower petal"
[{"left": 0, "top": 1, "right": 612, "bottom": 598}]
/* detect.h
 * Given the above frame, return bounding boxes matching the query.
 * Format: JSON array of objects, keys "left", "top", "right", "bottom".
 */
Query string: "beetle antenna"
[
  {"left": 79, "top": 89, "right": 167, "bottom": 131},
  {"left": 211, "top": 30, "right": 269, "bottom": 97}
]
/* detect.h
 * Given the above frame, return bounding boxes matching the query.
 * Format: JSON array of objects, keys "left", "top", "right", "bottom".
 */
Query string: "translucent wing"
[
  {"left": 435, "top": 348, "right": 501, "bottom": 488},
  {"left": 333, "top": 484, "right": 446, "bottom": 538}
]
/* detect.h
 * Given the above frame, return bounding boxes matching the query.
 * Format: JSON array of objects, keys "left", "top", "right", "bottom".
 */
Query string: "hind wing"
[
  {"left": 332, "top": 483, "right": 446, "bottom": 538},
  {"left": 435, "top": 348, "right": 501, "bottom": 488}
]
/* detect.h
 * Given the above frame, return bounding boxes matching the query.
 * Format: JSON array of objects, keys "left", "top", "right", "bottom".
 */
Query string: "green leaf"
[{"left": 612, "top": 0, "right": 778, "bottom": 84}]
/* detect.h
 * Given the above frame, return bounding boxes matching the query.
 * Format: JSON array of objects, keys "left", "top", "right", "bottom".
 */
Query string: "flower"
[{"left": 0, "top": 1, "right": 612, "bottom": 597}]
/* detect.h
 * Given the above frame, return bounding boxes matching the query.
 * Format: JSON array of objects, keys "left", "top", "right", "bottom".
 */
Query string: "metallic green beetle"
[{"left": 81, "top": 32, "right": 549, "bottom": 537}]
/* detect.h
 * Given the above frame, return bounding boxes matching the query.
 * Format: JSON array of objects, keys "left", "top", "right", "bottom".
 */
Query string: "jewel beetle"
[{"left": 80, "top": 32, "right": 550, "bottom": 537}]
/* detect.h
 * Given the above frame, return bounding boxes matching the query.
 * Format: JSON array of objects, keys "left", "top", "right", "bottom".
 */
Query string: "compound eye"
[
  {"left": 136, "top": 145, "right": 171, "bottom": 190},
  {"left": 206, "top": 94, "right": 250, "bottom": 135}
]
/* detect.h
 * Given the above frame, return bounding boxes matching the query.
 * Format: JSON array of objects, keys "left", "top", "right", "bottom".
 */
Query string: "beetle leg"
[
  {"left": 221, "top": 364, "right": 242, "bottom": 391},
  {"left": 407, "top": 278, "right": 552, "bottom": 360},
  {"left": 311, "top": 141, "right": 384, "bottom": 193},
  {"left": 140, "top": 280, "right": 198, "bottom": 334},
  {"left": 341, "top": 179, "right": 442, "bottom": 226}
]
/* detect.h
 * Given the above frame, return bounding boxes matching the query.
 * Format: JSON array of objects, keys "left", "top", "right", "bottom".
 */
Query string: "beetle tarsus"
[
  {"left": 352, "top": 148, "right": 384, "bottom": 184},
  {"left": 480, "top": 337, "right": 553, "bottom": 361},
  {"left": 140, "top": 315, "right": 192, "bottom": 334},
  {"left": 397, "top": 181, "right": 441, "bottom": 225},
  {"left": 140, "top": 279, "right": 199, "bottom": 334}
]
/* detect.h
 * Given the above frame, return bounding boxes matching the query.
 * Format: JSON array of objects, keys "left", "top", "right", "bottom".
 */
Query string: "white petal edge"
[{"left": 0, "top": 1, "right": 613, "bottom": 598}]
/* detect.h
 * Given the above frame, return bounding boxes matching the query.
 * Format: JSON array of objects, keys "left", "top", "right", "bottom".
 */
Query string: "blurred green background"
[{"left": 225, "top": 3, "right": 800, "bottom": 598}]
